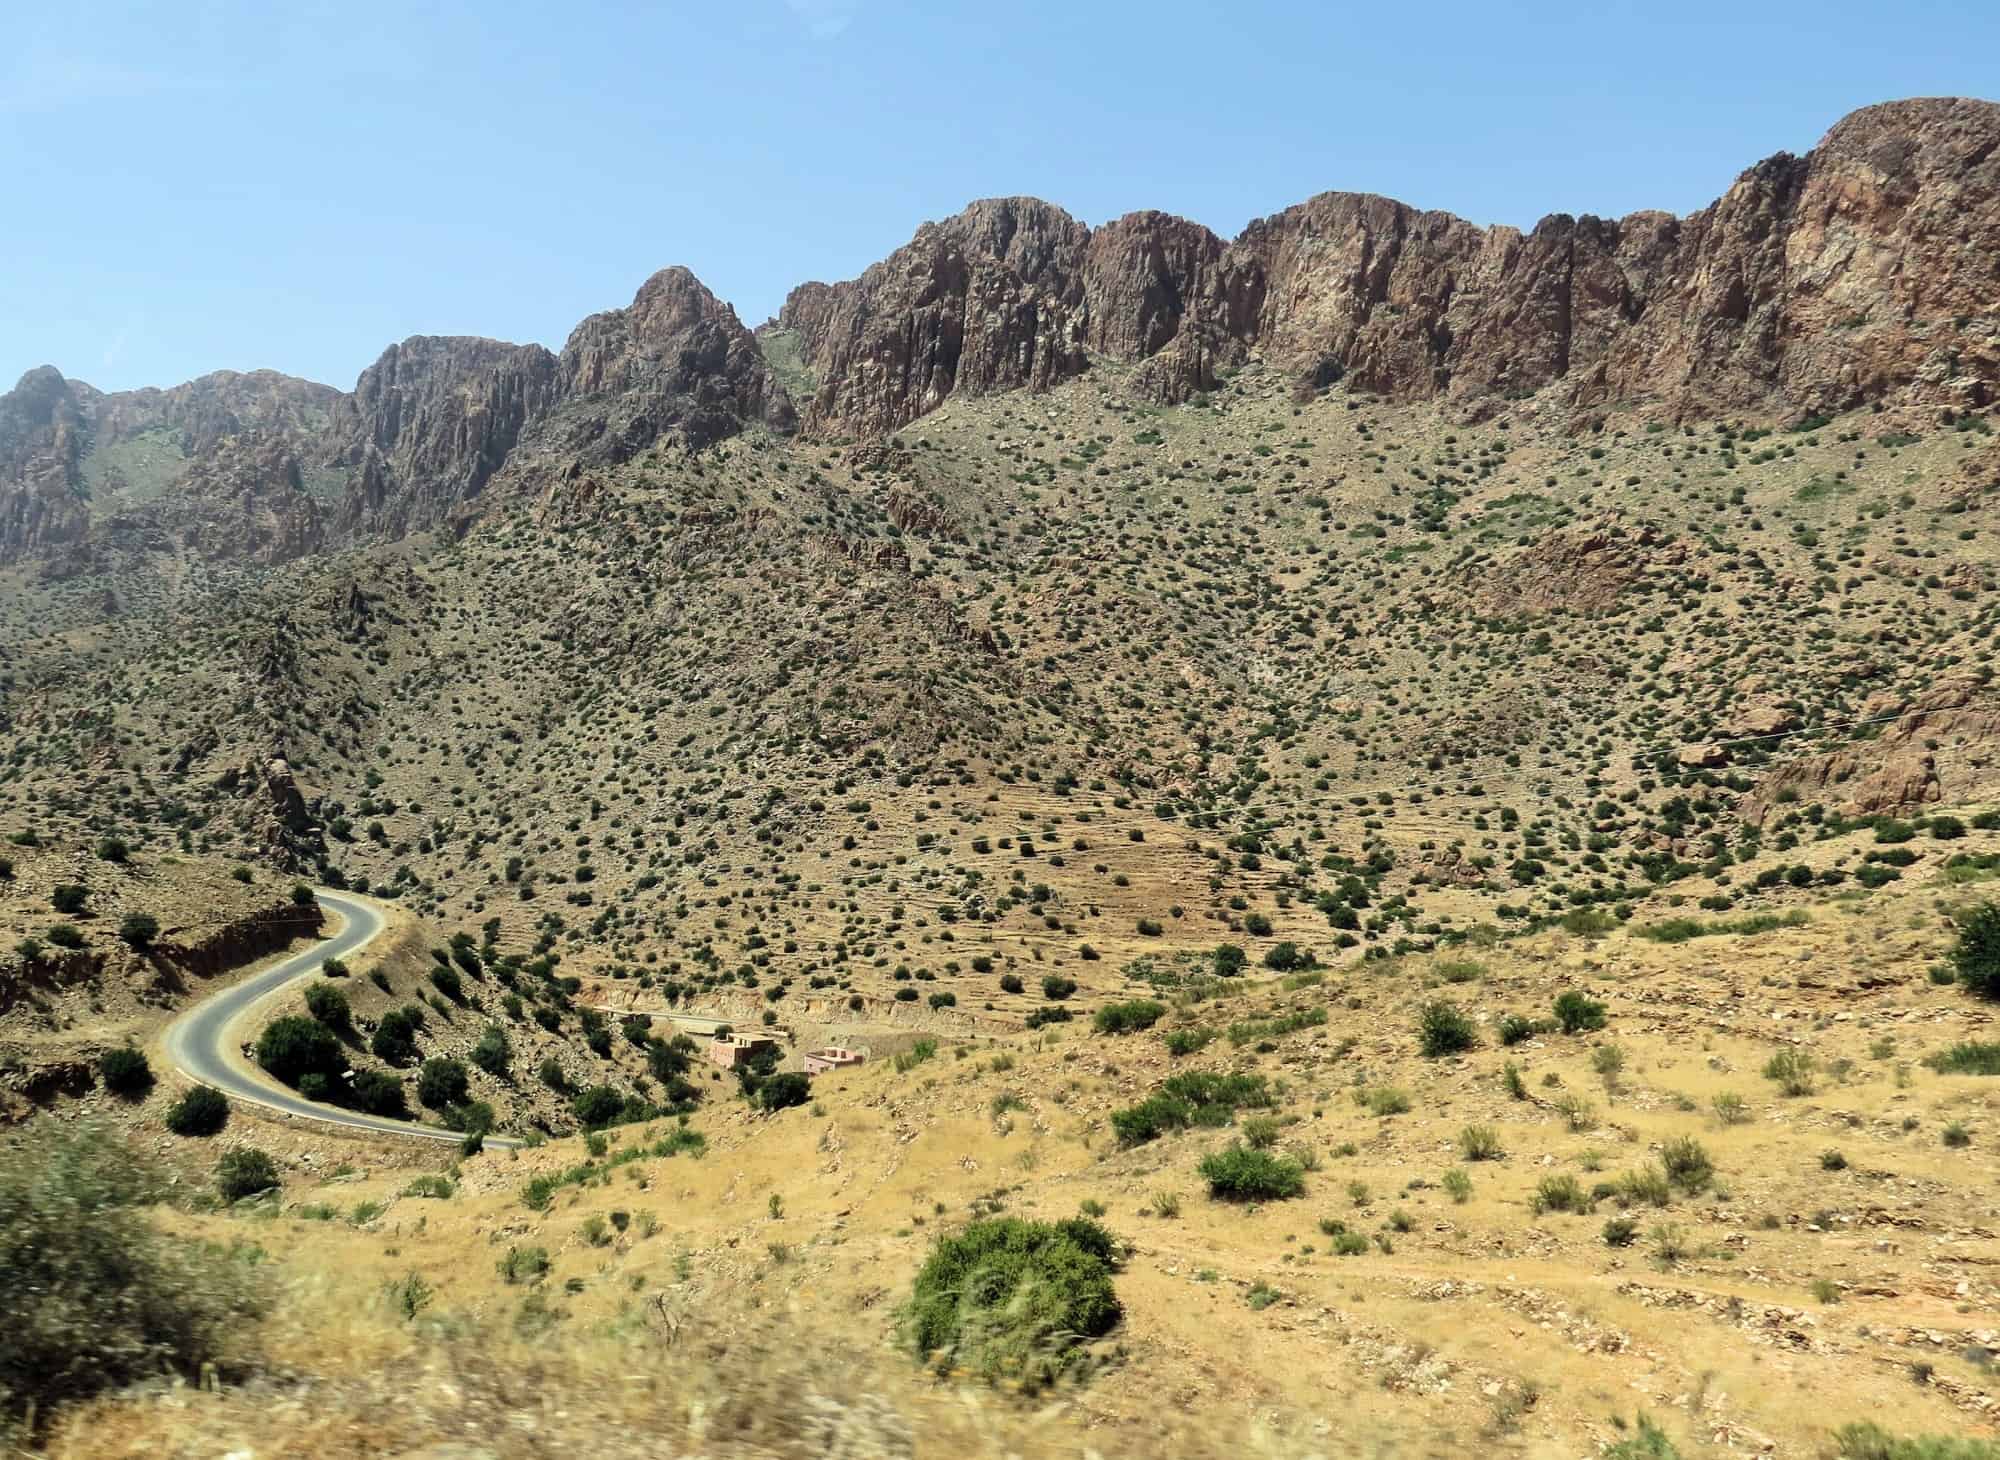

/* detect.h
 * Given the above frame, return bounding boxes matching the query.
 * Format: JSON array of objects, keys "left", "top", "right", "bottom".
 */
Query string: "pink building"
[
  {"left": 804, "top": 1046, "right": 865, "bottom": 1075},
  {"left": 706, "top": 1033, "right": 778, "bottom": 1070}
]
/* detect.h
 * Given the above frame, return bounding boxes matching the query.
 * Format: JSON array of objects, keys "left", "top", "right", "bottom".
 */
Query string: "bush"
[
  {"left": 47, "top": 924, "right": 85, "bottom": 950},
  {"left": 417, "top": 1058, "right": 470, "bottom": 1110},
  {"left": 349, "top": 1070, "right": 407, "bottom": 1117},
  {"left": 902, "top": 1217, "right": 1121, "bottom": 1389},
  {"left": 1833, "top": 1422, "right": 2000, "bottom": 1460},
  {"left": 215, "top": 1147, "right": 280, "bottom": 1202},
  {"left": 1926, "top": 1041, "right": 2000, "bottom": 1075},
  {"left": 1417, "top": 1000, "right": 1477, "bottom": 1057},
  {"left": 1531, "top": 1174, "right": 1593, "bottom": 1215},
  {"left": 1093, "top": 999, "right": 1167, "bottom": 1034},
  {"left": 1951, "top": 902, "right": 2000, "bottom": 999},
  {"left": 99, "top": 1045, "right": 153, "bottom": 1099},
  {"left": 1457, "top": 1124, "right": 1503, "bottom": 1161},
  {"left": 371, "top": 1006, "right": 422, "bottom": 1065},
  {"left": 164, "top": 1085, "right": 229, "bottom": 1136},
  {"left": 1200, "top": 1144, "right": 1306, "bottom": 1201},
  {"left": 96, "top": 837, "right": 129, "bottom": 863},
  {"left": 119, "top": 912, "right": 160, "bottom": 949},
  {"left": 571, "top": 1084, "right": 625, "bottom": 1127},
  {"left": 1553, "top": 991, "right": 1607, "bottom": 1034},
  {"left": 1661, "top": 1135, "right": 1714, "bottom": 1193},
  {"left": 1763, "top": 1047, "right": 1817, "bottom": 1096},
  {"left": 1041, "top": 975, "right": 1076, "bottom": 1000},
  {"left": 256, "top": 1016, "right": 345, "bottom": 1088},
  {"left": 51, "top": 884, "right": 88, "bottom": 915},
  {"left": 471, "top": 1024, "right": 511, "bottom": 1076},
  {"left": 758, "top": 1072, "right": 811, "bottom": 1111},
  {"left": 302, "top": 981, "right": 350, "bottom": 1029},
  {"left": 0, "top": 1124, "right": 264, "bottom": 1427},
  {"left": 1110, "top": 1072, "right": 1273, "bottom": 1146}
]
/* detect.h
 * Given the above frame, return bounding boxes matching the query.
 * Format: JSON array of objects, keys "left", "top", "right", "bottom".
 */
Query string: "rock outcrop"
[
  {"left": 548, "top": 266, "right": 794, "bottom": 464},
  {"left": 776, "top": 97, "right": 2000, "bottom": 436},
  {"left": 0, "top": 365, "right": 342, "bottom": 565},
  {"left": 330, "top": 335, "right": 560, "bottom": 539}
]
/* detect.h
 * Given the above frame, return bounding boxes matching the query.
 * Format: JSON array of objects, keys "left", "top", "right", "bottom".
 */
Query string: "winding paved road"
[{"left": 161, "top": 888, "right": 517, "bottom": 1149}]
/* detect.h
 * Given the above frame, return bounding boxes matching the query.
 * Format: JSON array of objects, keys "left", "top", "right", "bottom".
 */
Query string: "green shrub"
[
  {"left": 215, "top": 1148, "right": 279, "bottom": 1202},
  {"left": 0, "top": 1124, "right": 264, "bottom": 1428},
  {"left": 98, "top": 1045, "right": 153, "bottom": 1099},
  {"left": 1951, "top": 902, "right": 2000, "bottom": 999},
  {"left": 164, "top": 1085, "right": 229, "bottom": 1136},
  {"left": 416, "top": 1057, "right": 470, "bottom": 1110},
  {"left": 1457, "top": 1124, "right": 1503, "bottom": 1161},
  {"left": 1553, "top": 990, "right": 1607, "bottom": 1034},
  {"left": 901, "top": 1217, "right": 1121, "bottom": 1389},
  {"left": 571, "top": 1084, "right": 624, "bottom": 1126},
  {"left": 1763, "top": 1047, "right": 1817, "bottom": 1096},
  {"left": 302, "top": 981, "right": 350, "bottom": 1029},
  {"left": 1661, "top": 1136, "right": 1714, "bottom": 1193},
  {"left": 470, "top": 1024, "right": 511, "bottom": 1076},
  {"left": 1199, "top": 1144, "right": 1305, "bottom": 1201},
  {"left": 1110, "top": 1072, "right": 1272, "bottom": 1146},
  {"left": 119, "top": 912, "right": 160, "bottom": 949},
  {"left": 350, "top": 1070, "right": 407, "bottom": 1117},
  {"left": 497, "top": 1245, "right": 551, "bottom": 1284},
  {"left": 758, "top": 1072, "right": 811, "bottom": 1111},
  {"left": 1833, "top": 1422, "right": 2000, "bottom": 1459},
  {"left": 1417, "top": 1000, "right": 1476, "bottom": 1056},
  {"left": 374, "top": 1008, "right": 424, "bottom": 1064},
  {"left": 1606, "top": 1414, "right": 1683, "bottom": 1459},
  {"left": 51, "top": 884, "right": 88, "bottom": 915},
  {"left": 1531, "top": 1174, "right": 1592, "bottom": 1214},
  {"left": 1093, "top": 999, "right": 1167, "bottom": 1034},
  {"left": 256, "top": 1015, "right": 345, "bottom": 1088},
  {"left": 1926, "top": 1041, "right": 2000, "bottom": 1075},
  {"left": 1163, "top": 1026, "right": 1214, "bottom": 1056}
]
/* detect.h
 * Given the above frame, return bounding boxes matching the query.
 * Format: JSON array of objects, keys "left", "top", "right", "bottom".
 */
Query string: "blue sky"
[{"left": 6, "top": 0, "right": 1996, "bottom": 394}]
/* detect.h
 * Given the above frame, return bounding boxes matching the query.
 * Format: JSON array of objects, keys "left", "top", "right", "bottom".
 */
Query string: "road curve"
[{"left": 161, "top": 888, "right": 518, "bottom": 1149}]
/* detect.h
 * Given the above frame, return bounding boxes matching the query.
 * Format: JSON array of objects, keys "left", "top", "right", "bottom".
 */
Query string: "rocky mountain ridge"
[
  {"left": 776, "top": 97, "right": 2000, "bottom": 435},
  {"left": 6, "top": 96, "right": 1995, "bottom": 566}
]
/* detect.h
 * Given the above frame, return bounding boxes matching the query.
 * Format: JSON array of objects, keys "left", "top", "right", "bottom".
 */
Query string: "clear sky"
[{"left": 6, "top": 0, "right": 1996, "bottom": 394}]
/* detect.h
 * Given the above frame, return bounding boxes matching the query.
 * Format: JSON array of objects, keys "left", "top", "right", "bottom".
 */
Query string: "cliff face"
[
  {"left": 776, "top": 97, "right": 2000, "bottom": 435},
  {"left": 329, "top": 336, "right": 561, "bottom": 539}
]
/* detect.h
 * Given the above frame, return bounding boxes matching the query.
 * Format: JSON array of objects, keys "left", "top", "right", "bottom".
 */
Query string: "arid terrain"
[{"left": 3, "top": 96, "right": 1999, "bottom": 1459}]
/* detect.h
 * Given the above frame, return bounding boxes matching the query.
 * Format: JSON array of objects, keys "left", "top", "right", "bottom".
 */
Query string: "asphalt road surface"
[{"left": 161, "top": 888, "right": 519, "bottom": 1149}]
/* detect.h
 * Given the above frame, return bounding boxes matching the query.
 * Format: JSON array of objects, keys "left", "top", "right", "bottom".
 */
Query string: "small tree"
[
  {"left": 118, "top": 912, "right": 160, "bottom": 949},
  {"left": 1418, "top": 1000, "right": 1478, "bottom": 1057},
  {"left": 96, "top": 837, "right": 129, "bottom": 863},
  {"left": 758, "top": 1072, "right": 811, "bottom": 1111},
  {"left": 1553, "top": 990, "right": 1608, "bottom": 1034},
  {"left": 99, "top": 1045, "right": 153, "bottom": 1099},
  {"left": 51, "top": 884, "right": 88, "bottom": 915},
  {"left": 1952, "top": 901, "right": 2000, "bottom": 999},
  {"left": 303, "top": 981, "right": 351, "bottom": 1030},
  {"left": 215, "top": 1148, "right": 280, "bottom": 1202},
  {"left": 471, "top": 1024, "right": 511, "bottom": 1076},
  {"left": 256, "top": 1016, "right": 345, "bottom": 1087},
  {"left": 417, "top": 1058, "right": 470, "bottom": 1109},
  {"left": 165, "top": 1085, "right": 229, "bottom": 1136}
]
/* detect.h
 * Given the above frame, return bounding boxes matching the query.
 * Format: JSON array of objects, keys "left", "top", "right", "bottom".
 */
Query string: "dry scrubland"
[
  {"left": 9, "top": 839, "right": 2000, "bottom": 1459},
  {"left": 2, "top": 367, "right": 2000, "bottom": 1454}
]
